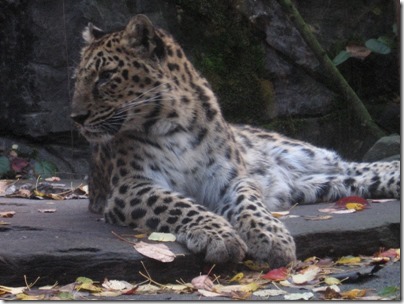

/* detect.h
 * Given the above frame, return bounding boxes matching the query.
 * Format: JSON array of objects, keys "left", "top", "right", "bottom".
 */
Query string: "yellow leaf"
[
  {"left": 76, "top": 282, "right": 102, "bottom": 292},
  {"left": 271, "top": 211, "right": 289, "bottom": 218},
  {"left": 336, "top": 256, "right": 361, "bottom": 265},
  {"left": 33, "top": 189, "right": 46, "bottom": 197},
  {"left": 229, "top": 272, "right": 244, "bottom": 283},
  {"left": 324, "top": 276, "right": 341, "bottom": 285},
  {"left": 345, "top": 203, "right": 365, "bottom": 211},
  {"left": 243, "top": 260, "right": 270, "bottom": 271},
  {"left": 148, "top": 232, "right": 176, "bottom": 242},
  {"left": 16, "top": 293, "right": 46, "bottom": 300},
  {"left": 341, "top": 288, "right": 366, "bottom": 299},
  {"left": 240, "top": 282, "right": 260, "bottom": 293}
]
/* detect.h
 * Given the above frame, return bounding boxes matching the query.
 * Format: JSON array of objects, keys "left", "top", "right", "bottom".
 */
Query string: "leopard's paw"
[
  {"left": 177, "top": 220, "right": 247, "bottom": 264},
  {"left": 238, "top": 218, "right": 296, "bottom": 268}
]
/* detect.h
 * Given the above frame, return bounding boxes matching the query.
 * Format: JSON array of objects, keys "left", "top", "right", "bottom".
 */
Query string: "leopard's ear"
[
  {"left": 82, "top": 23, "right": 105, "bottom": 44},
  {"left": 123, "top": 15, "right": 165, "bottom": 59},
  {"left": 123, "top": 14, "right": 155, "bottom": 46}
]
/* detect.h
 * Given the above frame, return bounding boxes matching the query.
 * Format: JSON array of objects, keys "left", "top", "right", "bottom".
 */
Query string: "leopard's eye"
[{"left": 98, "top": 70, "right": 114, "bottom": 83}]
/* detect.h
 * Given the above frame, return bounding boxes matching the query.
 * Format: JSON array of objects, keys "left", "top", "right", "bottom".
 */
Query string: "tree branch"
[{"left": 276, "top": 0, "right": 386, "bottom": 139}]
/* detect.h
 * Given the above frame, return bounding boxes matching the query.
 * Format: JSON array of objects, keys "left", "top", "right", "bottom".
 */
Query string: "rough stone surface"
[
  {"left": 0, "top": 190, "right": 399, "bottom": 286},
  {"left": 362, "top": 135, "right": 401, "bottom": 162}
]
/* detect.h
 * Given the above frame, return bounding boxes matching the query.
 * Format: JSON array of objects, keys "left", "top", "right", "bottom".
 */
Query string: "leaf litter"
[{"left": 0, "top": 247, "right": 399, "bottom": 301}]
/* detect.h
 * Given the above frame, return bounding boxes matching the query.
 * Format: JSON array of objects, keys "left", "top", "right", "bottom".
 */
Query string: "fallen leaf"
[
  {"left": 136, "top": 284, "right": 160, "bottom": 294},
  {"left": 370, "top": 199, "right": 396, "bottom": 203},
  {"left": 0, "top": 211, "right": 16, "bottom": 218},
  {"left": 262, "top": 267, "right": 289, "bottom": 281},
  {"left": 284, "top": 292, "right": 314, "bottom": 300},
  {"left": 323, "top": 276, "right": 341, "bottom": 285},
  {"left": 243, "top": 260, "right": 270, "bottom": 271},
  {"left": 341, "top": 288, "right": 366, "bottom": 299},
  {"left": 191, "top": 275, "right": 214, "bottom": 291},
  {"left": 304, "top": 215, "right": 332, "bottom": 221},
  {"left": 0, "top": 285, "right": 27, "bottom": 295},
  {"left": 75, "top": 277, "right": 102, "bottom": 293},
  {"left": 0, "top": 221, "right": 10, "bottom": 225},
  {"left": 271, "top": 211, "right": 289, "bottom": 218},
  {"left": 378, "top": 286, "right": 400, "bottom": 297},
  {"left": 336, "top": 256, "right": 361, "bottom": 265},
  {"left": 0, "top": 180, "right": 15, "bottom": 196},
  {"left": 318, "top": 208, "right": 356, "bottom": 214},
  {"left": 346, "top": 44, "right": 372, "bottom": 59},
  {"left": 38, "top": 209, "right": 57, "bottom": 213},
  {"left": 148, "top": 232, "right": 176, "bottom": 242},
  {"left": 345, "top": 203, "right": 366, "bottom": 211},
  {"left": 320, "top": 286, "right": 342, "bottom": 299},
  {"left": 102, "top": 279, "right": 135, "bottom": 291},
  {"left": 134, "top": 241, "right": 176, "bottom": 262},
  {"left": 228, "top": 272, "right": 244, "bottom": 283},
  {"left": 376, "top": 248, "right": 400, "bottom": 260},
  {"left": 197, "top": 289, "right": 223, "bottom": 297},
  {"left": 312, "top": 284, "right": 340, "bottom": 292},
  {"left": 164, "top": 283, "right": 194, "bottom": 293},
  {"left": 335, "top": 196, "right": 369, "bottom": 209},
  {"left": 291, "top": 265, "right": 321, "bottom": 284},
  {"left": 253, "top": 289, "right": 287, "bottom": 297}
]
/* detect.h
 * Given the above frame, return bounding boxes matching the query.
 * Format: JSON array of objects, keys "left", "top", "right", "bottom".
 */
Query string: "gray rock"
[{"left": 362, "top": 135, "right": 401, "bottom": 162}]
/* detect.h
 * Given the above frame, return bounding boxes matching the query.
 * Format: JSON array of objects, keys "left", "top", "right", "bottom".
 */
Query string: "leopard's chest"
[{"left": 112, "top": 131, "right": 239, "bottom": 208}]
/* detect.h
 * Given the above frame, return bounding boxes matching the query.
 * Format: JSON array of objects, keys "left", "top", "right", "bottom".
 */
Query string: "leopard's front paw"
[
  {"left": 177, "top": 220, "right": 248, "bottom": 264},
  {"left": 238, "top": 218, "right": 296, "bottom": 268}
]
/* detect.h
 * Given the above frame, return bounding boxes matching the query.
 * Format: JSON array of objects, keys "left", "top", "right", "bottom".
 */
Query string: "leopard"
[{"left": 71, "top": 14, "right": 400, "bottom": 268}]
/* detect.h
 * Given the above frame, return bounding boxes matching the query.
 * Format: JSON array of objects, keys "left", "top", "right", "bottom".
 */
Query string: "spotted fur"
[{"left": 71, "top": 15, "right": 400, "bottom": 267}]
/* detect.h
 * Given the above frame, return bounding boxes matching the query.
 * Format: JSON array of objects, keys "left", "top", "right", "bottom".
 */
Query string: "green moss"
[{"left": 175, "top": 0, "right": 270, "bottom": 123}]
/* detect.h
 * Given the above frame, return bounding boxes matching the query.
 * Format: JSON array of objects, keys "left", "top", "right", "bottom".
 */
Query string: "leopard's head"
[{"left": 71, "top": 15, "right": 192, "bottom": 143}]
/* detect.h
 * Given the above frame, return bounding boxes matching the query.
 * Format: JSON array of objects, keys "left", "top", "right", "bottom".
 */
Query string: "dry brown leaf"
[
  {"left": 133, "top": 241, "right": 176, "bottom": 262},
  {"left": 291, "top": 265, "right": 321, "bottom": 284},
  {"left": 191, "top": 275, "right": 214, "bottom": 291},
  {"left": 0, "top": 180, "right": 15, "bottom": 196},
  {"left": 0, "top": 211, "right": 16, "bottom": 218},
  {"left": 346, "top": 45, "right": 372, "bottom": 59}
]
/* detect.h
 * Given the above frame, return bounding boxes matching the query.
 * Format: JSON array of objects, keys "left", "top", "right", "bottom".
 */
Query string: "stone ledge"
[{"left": 0, "top": 195, "right": 400, "bottom": 286}]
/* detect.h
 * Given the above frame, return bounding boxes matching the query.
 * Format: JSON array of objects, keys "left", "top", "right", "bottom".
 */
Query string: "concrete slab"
[{"left": 0, "top": 193, "right": 400, "bottom": 287}]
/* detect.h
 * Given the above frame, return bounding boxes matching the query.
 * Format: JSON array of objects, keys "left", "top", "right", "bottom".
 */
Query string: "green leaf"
[
  {"left": 365, "top": 38, "right": 391, "bottom": 54},
  {"left": 378, "top": 286, "right": 399, "bottom": 297},
  {"left": 332, "top": 50, "right": 351, "bottom": 66},
  {"left": 0, "top": 156, "right": 11, "bottom": 176},
  {"left": 33, "top": 160, "right": 58, "bottom": 178}
]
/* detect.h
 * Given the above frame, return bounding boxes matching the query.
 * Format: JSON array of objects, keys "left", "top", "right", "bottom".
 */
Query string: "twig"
[
  {"left": 111, "top": 231, "right": 138, "bottom": 245},
  {"left": 139, "top": 261, "right": 166, "bottom": 288}
]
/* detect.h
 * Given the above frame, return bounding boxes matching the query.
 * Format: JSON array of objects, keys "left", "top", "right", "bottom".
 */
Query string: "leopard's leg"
[
  {"left": 218, "top": 177, "right": 296, "bottom": 268},
  {"left": 289, "top": 160, "right": 400, "bottom": 204},
  {"left": 88, "top": 143, "right": 111, "bottom": 214},
  {"left": 345, "top": 160, "right": 400, "bottom": 198},
  {"left": 104, "top": 178, "right": 247, "bottom": 264}
]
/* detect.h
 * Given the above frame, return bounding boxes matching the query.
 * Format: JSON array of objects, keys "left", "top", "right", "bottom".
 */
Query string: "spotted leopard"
[{"left": 71, "top": 15, "right": 400, "bottom": 268}]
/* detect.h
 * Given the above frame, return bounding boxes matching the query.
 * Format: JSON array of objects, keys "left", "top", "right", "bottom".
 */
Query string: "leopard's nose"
[{"left": 70, "top": 111, "right": 90, "bottom": 125}]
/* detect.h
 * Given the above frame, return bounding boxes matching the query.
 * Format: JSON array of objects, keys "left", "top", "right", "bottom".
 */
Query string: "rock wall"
[{"left": 0, "top": 0, "right": 399, "bottom": 178}]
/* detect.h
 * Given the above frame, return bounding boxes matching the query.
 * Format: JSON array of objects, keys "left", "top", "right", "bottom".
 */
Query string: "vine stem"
[{"left": 276, "top": 0, "right": 386, "bottom": 139}]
